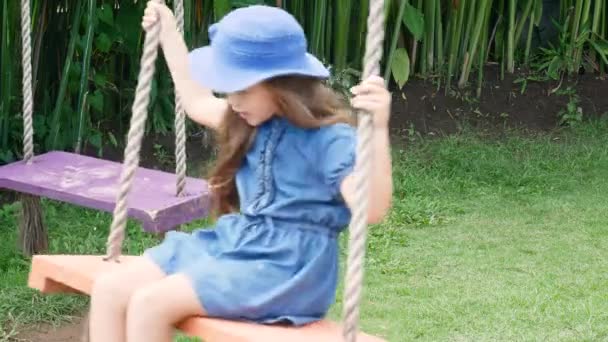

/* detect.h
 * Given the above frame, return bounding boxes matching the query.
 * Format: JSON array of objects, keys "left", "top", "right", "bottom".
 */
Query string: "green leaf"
[
  {"left": 97, "top": 4, "right": 113, "bottom": 26},
  {"left": 95, "top": 33, "right": 112, "bottom": 53},
  {"left": 214, "top": 0, "right": 232, "bottom": 21},
  {"left": 33, "top": 114, "right": 48, "bottom": 139},
  {"left": 391, "top": 48, "right": 410, "bottom": 88},
  {"left": 108, "top": 131, "right": 118, "bottom": 147},
  {"left": 115, "top": 1, "right": 140, "bottom": 51},
  {"left": 0, "top": 149, "right": 14, "bottom": 163},
  {"left": 88, "top": 132, "right": 102, "bottom": 149},
  {"left": 590, "top": 37, "right": 608, "bottom": 54},
  {"left": 403, "top": 2, "right": 424, "bottom": 41},
  {"left": 89, "top": 89, "right": 104, "bottom": 113},
  {"left": 534, "top": 0, "right": 543, "bottom": 26},
  {"left": 547, "top": 57, "right": 563, "bottom": 79},
  {"left": 589, "top": 39, "right": 608, "bottom": 65},
  {"left": 93, "top": 73, "right": 107, "bottom": 88}
]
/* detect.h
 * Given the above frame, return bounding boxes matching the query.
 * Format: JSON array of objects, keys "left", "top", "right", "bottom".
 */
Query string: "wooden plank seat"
[
  {"left": 28, "top": 255, "right": 386, "bottom": 341},
  {"left": 0, "top": 151, "right": 211, "bottom": 233}
]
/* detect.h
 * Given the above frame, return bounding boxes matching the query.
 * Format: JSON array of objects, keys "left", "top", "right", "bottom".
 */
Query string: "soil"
[
  {"left": 79, "top": 66, "right": 608, "bottom": 173},
  {"left": 8, "top": 316, "right": 85, "bottom": 342},
  {"left": 389, "top": 66, "right": 608, "bottom": 139},
  {"left": 6, "top": 69, "right": 608, "bottom": 341}
]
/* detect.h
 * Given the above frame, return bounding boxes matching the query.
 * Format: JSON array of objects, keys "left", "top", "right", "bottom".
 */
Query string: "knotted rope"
[
  {"left": 173, "top": 0, "right": 187, "bottom": 196},
  {"left": 341, "top": 0, "right": 385, "bottom": 341},
  {"left": 21, "top": 0, "right": 34, "bottom": 164},
  {"left": 105, "top": 0, "right": 187, "bottom": 260}
]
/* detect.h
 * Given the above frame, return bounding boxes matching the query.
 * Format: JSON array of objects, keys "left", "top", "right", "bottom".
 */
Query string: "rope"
[
  {"left": 21, "top": 0, "right": 34, "bottom": 164},
  {"left": 173, "top": 0, "right": 187, "bottom": 196},
  {"left": 104, "top": 0, "right": 163, "bottom": 261},
  {"left": 341, "top": 0, "right": 385, "bottom": 340}
]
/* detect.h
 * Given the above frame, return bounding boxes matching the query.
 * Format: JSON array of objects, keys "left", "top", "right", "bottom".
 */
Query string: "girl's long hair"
[{"left": 207, "top": 75, "right": 354, "bottom": 217}]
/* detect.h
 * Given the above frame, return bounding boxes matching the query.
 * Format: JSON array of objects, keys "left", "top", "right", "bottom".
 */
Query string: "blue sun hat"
[{"left": 188, "top": 5, "right": 330, "bottom": 93}]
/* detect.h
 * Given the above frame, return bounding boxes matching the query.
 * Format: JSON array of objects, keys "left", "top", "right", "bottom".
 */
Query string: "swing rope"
[
  {"left": 104, "top": 0, "right": 163, "bottom": 261},
  {"left": 21, "top": 0, "right": 34, "bottom": 164},
  {"left": 342, "top": 0, "right": 385, "bottom": 341},
  {"left": 173, "top": 0, "right": 187, "bottom": 197}
]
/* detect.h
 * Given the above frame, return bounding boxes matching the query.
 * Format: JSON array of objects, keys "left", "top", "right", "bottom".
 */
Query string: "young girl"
[{"left": 89, "top": 3, "right": 393, "bottom": 342}]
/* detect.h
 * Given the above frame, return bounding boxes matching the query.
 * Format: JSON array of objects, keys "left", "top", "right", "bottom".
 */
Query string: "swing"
[
  {"left": 0, "top": 0, "right": 211, "bottom": 235},
  {"left": 27, "top": 0, "right": 388, "bottom": 340}
]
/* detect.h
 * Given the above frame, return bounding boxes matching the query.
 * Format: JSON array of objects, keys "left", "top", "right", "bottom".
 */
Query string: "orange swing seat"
[{"left": 28, "top": 255, "right": 386, "bottom": 341}]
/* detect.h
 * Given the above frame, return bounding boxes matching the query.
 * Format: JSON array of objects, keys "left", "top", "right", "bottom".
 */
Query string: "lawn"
[{"left": 1, "top": 118, "right": 607, "bottom": 341}]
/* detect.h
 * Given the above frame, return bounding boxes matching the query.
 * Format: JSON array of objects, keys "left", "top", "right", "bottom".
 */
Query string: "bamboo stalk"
[
  {"left": 384, "top": 0, "right": 407, "bottom": 83},
  {"left": 311, "top": 0, "right": 327, "bottom": 58},
  {"left": 410, "top": 0, "right": 423, "bottom": 74},
  {"left": 424, "top": 0, "right": 436, "bottom": 73},
  {"left": 333, "top": 0, "right": 352, "bottom": 70},
  {"left": 507, "top": 0, "right": 516, "bottom": 73},
  {"left": 183, "top": 0, "right": 192, "bottom": 45},
  {"left": 444, "top": 4, "right": 456, "bottom": 92},
  {"left": 354, "top": 0, "right": 369, "bottom": 69},
  {"left": 0, "top": 0, "right": 11, "bottom": 151},
  {"left": 514, "top": 0, "right": 534, "bottom": 47},
  {"left": 446, "top": 0, "right": 466, "bottom": 92},
  {"left": 495, "top": 0, "right": 505, "bottom": 60},
  {"left": 325, "top": 1, "right": 332, "bottom": 64},
  {"left": 48, "top": 0, "right": 84, "bottom": 149},
  {"left": 435, "top": 0, "right": 444, "bottom": 77},
  {"left": 602, "top": 0, "right": 607, "bottom": 73},
  {"left": 443, "top": 2, "right": 453, "bottom": 59},
  {"left": 461, "top": 0, "right": 477, "bottom": 62},
  {"left": 74, "top": 0, "right": 95, "bottom": 154},
  {"left": 569, "top": 0, "right": 583, "bottom": 73},
  {"left": 459, "top": 0, "right": 491, "bottom": 88},
  {"left": 524, "top": 6, "right": 535, "bottom": 66},
  {"left": 32, "top": 0, "right": 47, "bottom": 98},
  {"left": 573, "top": 0, "right": 592, "bottom": 71},
  {"left": 477, "top": 0, "right": 493, "bottom": 97},
  {"left": 592, "top": 0, "right": 603, "bottom": 36}
]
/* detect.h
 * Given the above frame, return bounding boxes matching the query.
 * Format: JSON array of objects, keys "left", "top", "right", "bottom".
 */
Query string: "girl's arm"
[
  {"left": 340, "top": 76, "right": 393, "bottom": 224},
  {"left": 143, "top": 2, "right": 227, "bottom": 130}
]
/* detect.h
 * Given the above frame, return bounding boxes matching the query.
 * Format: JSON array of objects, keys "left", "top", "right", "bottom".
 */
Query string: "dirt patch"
[
  {"left": 389, "top": 66, "right": 608, "bottom": 139},
  {"left": 10, "top": 316, "right": 85, "bottom": 342},
  {"left": 68, "top": 67, "right": 608, "bottom": 171}
]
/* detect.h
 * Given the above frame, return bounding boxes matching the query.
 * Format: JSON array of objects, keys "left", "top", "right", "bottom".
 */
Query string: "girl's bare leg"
[
  {"left": 89, "top": 257, "right": 165, "bottom": 342},
  {"left": 126, "top": 273, "right": 207, "bottom": 342}
]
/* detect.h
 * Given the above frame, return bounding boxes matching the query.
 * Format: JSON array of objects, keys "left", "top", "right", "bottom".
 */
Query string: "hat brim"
[{"left": 188, "top": 46, "right": 330, "bottom": 94}]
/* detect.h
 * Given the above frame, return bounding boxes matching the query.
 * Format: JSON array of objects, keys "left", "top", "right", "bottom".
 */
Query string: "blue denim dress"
[{"left": 145, "top": 116, "right": 356, "bottom": 325}]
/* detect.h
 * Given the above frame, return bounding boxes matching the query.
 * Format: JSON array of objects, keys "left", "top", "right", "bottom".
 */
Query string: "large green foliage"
[{"left": 1, "top": 0, "right": 606, "bottom": 163}]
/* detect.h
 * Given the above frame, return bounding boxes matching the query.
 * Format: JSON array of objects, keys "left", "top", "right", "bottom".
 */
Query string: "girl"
[{"left": 89, "top": 3, "right": 393, "bottom": 342}]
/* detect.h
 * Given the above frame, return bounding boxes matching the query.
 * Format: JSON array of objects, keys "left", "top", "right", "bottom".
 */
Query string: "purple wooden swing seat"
[{"left": 0, "top": 151, "right": 211, "bottom": 232}]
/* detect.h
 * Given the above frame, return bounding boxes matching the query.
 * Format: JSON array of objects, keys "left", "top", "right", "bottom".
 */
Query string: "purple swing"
[
  {"left": 0, "top": 0, "right": 211, "bottom": 243},
  {"left": 0, "top": 151, "right": 211, "bottom": 233}
]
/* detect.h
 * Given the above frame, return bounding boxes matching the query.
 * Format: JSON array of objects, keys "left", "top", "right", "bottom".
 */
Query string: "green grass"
[{"left": 2, "top": 118, "right": 608, "bottom": 341}]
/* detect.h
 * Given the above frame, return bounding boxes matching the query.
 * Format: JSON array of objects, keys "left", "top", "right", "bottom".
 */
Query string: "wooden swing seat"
[
  {"left": 0, "top": 151, "right": 211, "bottom": 233},
  {"left": 29, "top": 255, "right": 386, "bottom": 342}
]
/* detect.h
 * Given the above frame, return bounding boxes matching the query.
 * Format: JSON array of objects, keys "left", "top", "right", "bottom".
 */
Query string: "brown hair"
[{"left": 206, "top": 75, "right": 354, "bottom": 217}]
